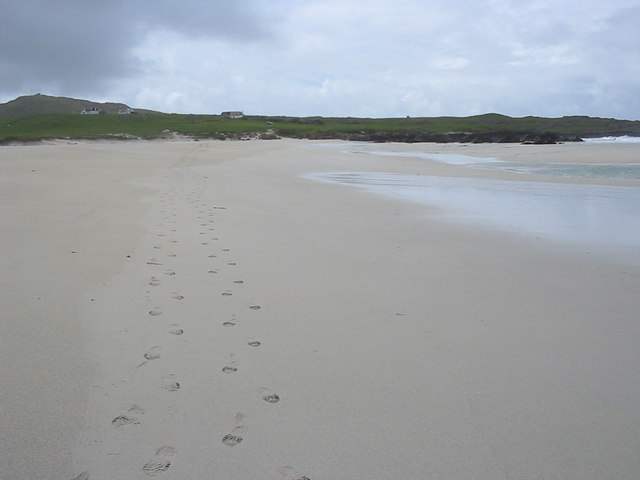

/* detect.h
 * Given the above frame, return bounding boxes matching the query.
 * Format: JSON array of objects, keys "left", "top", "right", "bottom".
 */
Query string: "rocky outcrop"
[{"left": 291, "top": 130, "right": 582, "bottom": 144}]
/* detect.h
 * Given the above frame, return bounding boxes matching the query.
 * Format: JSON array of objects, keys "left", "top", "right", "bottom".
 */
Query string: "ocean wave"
[{"left": 583, "top": 136, "right": 640, "bottom": 143}]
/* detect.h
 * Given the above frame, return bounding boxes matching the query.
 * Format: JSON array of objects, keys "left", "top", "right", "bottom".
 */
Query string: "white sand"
[{"left": 1, "top": 139, "right": 639, "bottom": 480}]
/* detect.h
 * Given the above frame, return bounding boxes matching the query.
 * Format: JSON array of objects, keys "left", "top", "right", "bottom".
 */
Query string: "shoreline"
[
  {"left": 2, "top": 131, "right": 640, "bottom": 149},
  {"left": 2, "top": 139, "right": 639, "bottom": 479}
]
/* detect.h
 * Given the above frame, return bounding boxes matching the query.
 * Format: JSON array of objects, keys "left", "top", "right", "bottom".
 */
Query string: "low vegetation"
[
  {"left": 1, "top": 111, "right": 640, "bottom": 144},
  {"left": 0, "top": 114, "right": 269, "bottom": 143}
]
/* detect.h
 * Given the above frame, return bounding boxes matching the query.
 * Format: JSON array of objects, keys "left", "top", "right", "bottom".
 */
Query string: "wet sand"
[{"left": 1, "top": 139, "right": 639, "bottom": 479}]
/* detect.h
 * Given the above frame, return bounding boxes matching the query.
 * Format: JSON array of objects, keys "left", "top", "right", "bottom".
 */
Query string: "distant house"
[
  {"left": 221, "top": 111, "right": 244, "bottom": 119},
  {"left": 118, "top": 108, "right": 136, "bottom": 114},
  {"left": 81, "top": 107, "right": 103, "bottom": 115}
]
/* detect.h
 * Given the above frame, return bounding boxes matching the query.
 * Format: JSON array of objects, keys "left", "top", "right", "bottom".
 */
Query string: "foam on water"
[
  {"left": 583, "top": 136, "right": 640, "bottom": 144},
  {"left": 310, "top": 172, "right": 640, "bottom": 264}
]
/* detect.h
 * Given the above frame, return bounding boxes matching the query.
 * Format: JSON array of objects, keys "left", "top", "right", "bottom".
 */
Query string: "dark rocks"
[{"left": 296, "top": 130, "right": 582, "bottom": 144}]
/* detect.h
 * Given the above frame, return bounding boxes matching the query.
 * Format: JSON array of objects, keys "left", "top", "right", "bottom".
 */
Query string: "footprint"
[
  {"left": 208, "top": 254, "right": 217, "bottom": 258},
  {"left": 142, "top": 445, "right": 176, "bottom": 476},
  {"left": 155, "top": 445, "right": 176, "bottom": 456},
  {"left": 233, "top": 280, "right": 244, "bottom": 284},
  {"left": 222, "top": 366, "right": 238, "bottom": 374},
  {"left": 223, "top": 322, "right": 236, "bottom": 327},
  {"left": 222, "top": 291, "right": 232, "bottom": 296},
  {"left": 111, "top": 414, "right": 140, "bottom": 427},
  {"left": 144, "top": 346, "right": 162, "bottom": 361},
  {"left": 222, "top": 427, "right": 246, "bottom": 446},
  {"left": 146, "top": 259, "right": 163, "bottom": 266},
  {"left": 222, "top": 434, "right": 243, "bottom": 446},
  {"left": 208, "top": 270, "right": 218, "bottom": 274},
  {"left": 112, "top": 405, "right": 145, "bottom": 426},
  {"left": 171, "top": 293, "right": 185, "bottom": 300},
  {"left": 263, "top": 393, "right": 280, "bottom": 404},
  {"left": 168, "top": 324, "right": 184, "bottom": 335},
  {"left": 149, "top": 277, "right": 161, "bottom": 286},
  {"left": 247, "top": 341, "right": 261, "bottom": 347},
  {"left": 161, "top": 374, "right": 180, "bottom": 392},
  {"left": 249, "top": 305, "right": 261, "bottom": 310},
  {"left": 149, "top": 308, "right": 163, "bottom": 316},
  {"left": 227, "top": 262, "right": 237, "bottom": 266}
]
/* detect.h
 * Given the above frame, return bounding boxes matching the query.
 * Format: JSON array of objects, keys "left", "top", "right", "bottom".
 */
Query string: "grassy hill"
[
  {"left": 1, "top": 94, "right": 640, "bottom": 144},
  {"left": 0, "top": 93, "right": 159, "bottom": 119}
]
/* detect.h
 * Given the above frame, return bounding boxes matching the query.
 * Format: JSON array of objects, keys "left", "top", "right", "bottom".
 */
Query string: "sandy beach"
[{"left": 1, "top": 138, "right": 639, "bottom": 480}]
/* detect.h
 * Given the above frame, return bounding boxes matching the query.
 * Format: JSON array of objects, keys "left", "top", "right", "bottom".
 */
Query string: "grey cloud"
[
  {"left": 2, "top": 0, "right": 639, "bottom": 119},
  {"left": 596, "top": 5, "right": 640, "bottom": 50},
  {"left": 0, "top": 1, "right": 133, "bottom": 93},
  {"left": 0, "top": 0, "right": 272, "bottom": 96},
  {"left": 138, "top": 0, "right": 273, "bottom": 40}
]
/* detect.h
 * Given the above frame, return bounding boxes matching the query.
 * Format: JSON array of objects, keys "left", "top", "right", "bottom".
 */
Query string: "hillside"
[
  {"left": 0, "top": 93, "right": 160, "bottom": 119},
  {"left": 264, "top": 113, "right": 640, "bottom": 140},
  {"left": 1, "top": 94, "right": 640, "bottom": 144}
]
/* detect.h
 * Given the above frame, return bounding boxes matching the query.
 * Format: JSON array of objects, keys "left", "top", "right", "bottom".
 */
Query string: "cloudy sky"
[{"left": 1, "top": 0, "right": 639, "bottom": 119}]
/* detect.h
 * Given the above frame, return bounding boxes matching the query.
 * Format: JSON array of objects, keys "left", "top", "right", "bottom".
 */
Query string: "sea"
[{"left": 310, "top": 138, "right": 640, "bottom": 265}]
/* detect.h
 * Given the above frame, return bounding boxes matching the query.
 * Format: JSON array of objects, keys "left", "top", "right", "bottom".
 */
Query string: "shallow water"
[
  {"left": 311, "top": 172, "right": 640, "bottom": 264},
  {"left": 363, "top": 148, "right": 640, "bottom": 179},
  {"left": 483, "top": 161, "right": 640, "bottom": 179}
]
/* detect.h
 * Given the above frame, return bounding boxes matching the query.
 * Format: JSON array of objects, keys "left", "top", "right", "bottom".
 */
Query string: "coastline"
[{"left": 1, "top": 139, "right": 639, "bottom": 479}]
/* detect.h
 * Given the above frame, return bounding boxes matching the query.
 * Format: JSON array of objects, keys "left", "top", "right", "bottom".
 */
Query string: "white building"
[
  {"left": 221, "top": 111, "right": 244, "bottom": 119},
  {"left": 81, "top": 107, "right": 103, "bottom": 115}
]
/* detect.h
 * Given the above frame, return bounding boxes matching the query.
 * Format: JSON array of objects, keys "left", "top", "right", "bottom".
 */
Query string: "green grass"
[
  {"left": 0, "top": 113, "right": 271, "bottom": 141},
  {"left": 2, "top": 112, "right": 640, "bottom": 143},
  {"left": 259, "top": 113, "right": 640, "bottom": 136}
]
